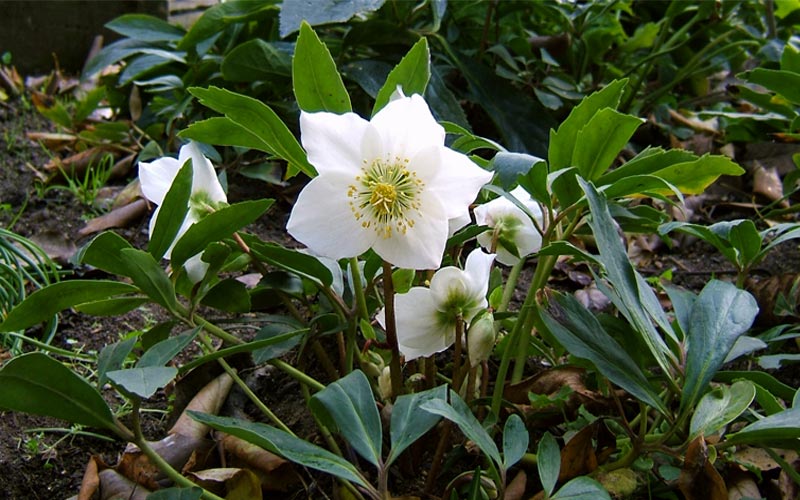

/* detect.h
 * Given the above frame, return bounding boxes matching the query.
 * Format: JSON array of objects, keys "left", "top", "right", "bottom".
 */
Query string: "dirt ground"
[{"left": 1, "top": 93, "right": 800, "bottom": 499}]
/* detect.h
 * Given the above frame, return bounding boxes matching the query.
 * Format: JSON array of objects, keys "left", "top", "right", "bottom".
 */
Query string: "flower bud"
[
  {"left": 467, "top": 311, "right": 495, "bottom": 367},
  {"left": 378, "top": 366, "right": 393, "bottom": 400}
]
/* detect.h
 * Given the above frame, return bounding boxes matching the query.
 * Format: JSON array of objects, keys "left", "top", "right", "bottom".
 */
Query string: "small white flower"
[
  {"left": 377, "top": 249, "right": 495, "bottom": 360},
  {"left": 139, "top": 142, "right": 227, "bottom": 282},
  {"left": 474, "top": 186, "right": 543, "bottom": 266},
  {"left": 287, "top": 93, "right": 492, "bottom": 270}
]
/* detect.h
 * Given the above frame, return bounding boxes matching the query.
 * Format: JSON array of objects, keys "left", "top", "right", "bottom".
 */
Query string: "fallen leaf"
[
  {"left": 726, "top": 468, "right": 761, "bottom": 500},
  {"left": 30, "top": 229, "right": 77, "bottom": 264},
  {"left": 559, "top": 424, "right": 598, "bottom": 481},
  {"left": 170, "top": 372, "right": 235, "bottom": 439},
  {"left": 78, "top": 198, "right": 147, "bottom": 236},
  {"left": 504, "top": 469, "right": 527, "bottom": 500},
  {"left": 188, "top": 468, "right": 262, "bottom": 500},
  {"left": 745, "top": 273, "right": 800, "bottom": 326},
  {"left": 117, "top": 433, "right": 212, "bottom": 490},
  {"left": 752, "top": 162, "right": 788, "bottom": 206},
  {"left": 678, "top": 436, "right": 727, "bottom": 500},
  {"left": 78, "top": 455, "right": 106, "bottom": 500},
  {"left": 99, "top": 468, "right": 151, "bottom": 500}
]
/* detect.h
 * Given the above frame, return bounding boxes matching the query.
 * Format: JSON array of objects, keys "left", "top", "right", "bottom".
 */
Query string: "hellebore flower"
[
  {"left": 139, "top": 142, "right": 227, "bottom": 282},
  {"left": 474, "top": 186, "right": 544, "bottom": 266},
  {"left": 377, "top": 249, "right": 495, "bottom": 361},
  {"left": 287, "top": 93, "right": 492, "bottom": 270}
]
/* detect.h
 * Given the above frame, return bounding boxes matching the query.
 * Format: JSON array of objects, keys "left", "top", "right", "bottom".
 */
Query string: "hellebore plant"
[
  {"left": 139, "top": 142, "right": 227, "bottom": 282},
  {"left": 474, "top": 185, "right": 544, "bottom": 266}
]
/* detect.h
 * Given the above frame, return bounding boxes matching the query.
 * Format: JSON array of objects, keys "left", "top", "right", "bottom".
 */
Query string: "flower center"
[{"left": 348, "top": 158, "right": 424, "bottom": 239}]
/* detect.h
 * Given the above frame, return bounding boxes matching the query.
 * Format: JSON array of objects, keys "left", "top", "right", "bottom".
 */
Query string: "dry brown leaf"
[
  {"left": 504, "top": 470, "right": 527, "bottom": 500},
  {"left": 44, "top": 146, "right": 116, "bottom": 177},
  {"left": 726, "top": 468, "right": 761, "bottom": 500},
  {"left": 117, "top": 433, "right": 212, "bottom": 490},
  {"left": 559, "top": 424, "right": 598, "bottom": 481},
  {"left": 170, "top": 372, "right": 235, "bottom": 439},
  {"left": 505, "top": 367, "right": 586, "bottom": 404},
  {"left": 574, "top": 285, "right": 611, "bottom": 312},
  {"left": 77, "top": 455, "right": 106, "bottom": 500},
  {"left": 753, "top": 162, "right": 788, "bottom": 206},
  {"left": 98, "top": 468, "right": 151, "bottom": 500},
  {"left": 188, "top": 468, "right": 263, "bottom": 500},
  {"left": 745, "top": 273, "right": 800, "bottom": 326},
  {"left": 25, "top": 131, "right": 77, "bottom": 151},
  {"left": 78, "top": 198, "right": 148, "bottom": 236},
  {"left": 678, "top": 436, "right": 728, "bottom": 500},
  {"left": 30, "top": 230, "right": 77, "bottom": 264},
  {"left": 220, "top": 433, "right": 300, "bottom": 491}
]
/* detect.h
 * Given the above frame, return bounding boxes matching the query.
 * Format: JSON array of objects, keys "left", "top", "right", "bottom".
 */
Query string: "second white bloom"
[{"left": 474, "top": 186, "right": 544, "bottom": 266}]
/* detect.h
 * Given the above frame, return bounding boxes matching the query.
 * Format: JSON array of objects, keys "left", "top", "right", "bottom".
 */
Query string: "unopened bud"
[
  {"left": 378, "top": 366, "right": 393, "bottom": 400},
  {"left": 467, "top": 311, "right": 495, "bottom": 367}
]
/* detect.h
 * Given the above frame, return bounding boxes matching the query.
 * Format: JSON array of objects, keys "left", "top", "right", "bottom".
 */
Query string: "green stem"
[
  {"left": 381, "top": 261, "right": 404, "bottom": 399},
  {"left": 3, "top": 332, "right": 94, "bottom": 361},
  {"left": 270, "top": 358, "right": 325, "bottom": 391},
  {"left": 498, "top": 259, "right": 525, "bottom": 313},
  {"left": 350, "top": 257, "right": 370, "bottom": 320},
  {"left": 189, "top": 313, "right": 244, "bottom": 345}
]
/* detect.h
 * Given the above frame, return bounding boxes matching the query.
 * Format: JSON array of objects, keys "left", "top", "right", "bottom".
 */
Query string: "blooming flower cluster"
[
  {"left": 139, "top": 142, "right": 227, "bottom": 282},
  {"left": 474, "top": 186, "right": 544, "bottom": 266}
]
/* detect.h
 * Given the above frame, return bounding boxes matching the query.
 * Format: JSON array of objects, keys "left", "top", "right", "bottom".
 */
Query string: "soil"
[{"left": 1, "top": 90, "right": 800, "bottom": 500}]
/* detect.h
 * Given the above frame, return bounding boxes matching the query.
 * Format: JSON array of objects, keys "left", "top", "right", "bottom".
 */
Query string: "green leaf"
[
  {"left": 245, "top": 238, "right": 333, "bottom": 287},
  {"left": 502, "top": 414, "right": 529, "bottom": 470},
  {"left": 79, "top": 231, "right": 134, "bottom": 277},
  {"left": 146, "top": 486, "right": 203, "bottom": 500},
  {"left": 97, "top": 337, "right": 137, "bottom": 388},
  {"left": 581, "top": 179, "right": 676, "bottom": 377},
  {"left": 387, "top": 385, "right": 447, "bottom": 466},
  {"left": 179, "top": 2, "right": 276, "bottom": 49},
  {"left": 179, "top": 117, "right": 269, "bottom": 152},
  {"left": 681, "top": 280, "right": 758, "bottom": 410},
  {"left": 188, "top": 412, "right": 371, "bottom": 489},
  {"left": 0, "top": 352, "right": 116, "bottom": 430},
  {"left": 373, "top": 37, "right": 430, "bottom": 115},
  {"left": 83, "top": 39, "right": 173, "bottom": 78},
  {"left": 541, "top": 291, "right": 668, "bottom": 415},
  {"left": 138, "top": 328, "right": 199, "bottom": 368},
  {"left": 781, "top": 43, "right": 800, "bottom": 73},
  {"left": 190, "top": 86, "right": 315, "bottom": 178},
  {"left": 293, "top": 22, "right": 351, "bottom": 113},
  {"left": 148, "top": 159, "right": 192, "bottom": 260},
  {"left": 279, "top": 0, "right": 386, "bottom": 38},
  {"left": 597, "top": 147, "right": 695, "bottom": 186},
  {"left": 107, "top": 366, "right": 179, "bottom": 399},
  {"left": 728, "top": 219, "right": 762, "bottom": 268},
  {"left": 552, "top": 476, "right": 611, "bottom": 500},
  {"left": 74, "top": 297, "right": 149, "bottom": 316},
  {"left": 743, "top": 68, "right": 800, "bottom": 104},
  {"left": 222, "top": 39, "right": 292, "bottom": 82},
  {"left": 573, "top": 108, "right": 642, "bottom": 180},
  {"left": 201, "top": 279, "right": 251, "bottom": 313},
  {"left": 421, "top": 391, "right": 502, "bottom": 468},
  {"left": 426, "top": 65, "right": 470, "bottom": 128},
  {"left": 171, "top": 199, "right": 274, "bottom": 270},
  {"left": 650, "top": 154, "right": 744, "bottom": 195},
  {"left": 120, "top": 248, "right": 178, "bottom": 312},
  {"left": 251, "top": 316, "right": 305, "bottom": 364},
  {"left": 715, "top": 370, "right": 796, "bottom": 402},
  {"left": 549, "top": 80, "right": 628, "bottom": 171},
  {"left": 537, "top": 432, "right": 560, "bottom": 497},
  {"left": 391, "top": 268, "right": 415, "bottom": 294},
  {"left": 0, "top": 280, "right": 138, "bottom": 332},
  {"left": 181, "top": 329, "right": 306, "bottom": 373},
  {"left": 489, "top": 152, "right": 545, "bottom": 191},
  {"left": 309, "top": 370, "right": 383, "bottom": 467},
  {"left": 105, "top": 14, "right": 185, "bottom": 42},
  {"left": 726, "top": 406, "right": 800, "bottom": 445},
  {"left": 690, "top": 380, "right": 755, "bottom": 438}
]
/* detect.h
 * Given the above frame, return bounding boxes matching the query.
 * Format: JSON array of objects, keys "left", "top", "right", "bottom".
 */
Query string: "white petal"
[
  {"left": 287, "top": 172, "right": 374, "bottom": 260},
  {"left": 514, "top": 222, "right": 543, "bottom": 257},
  {"left": 179, "top": 142, "right": 226, "bottom": 203},
  {"left": 392, "top": 287, "right": 455, "bottom": 361},
  {"left": 184, "top": 254, "right": 209, "bottom": 283},
  {"left": 300, "top": 111, "right": 370, "bottom": 176},
  {"left": 429, "top": 267, "right": 469, "bottom": 307},
  {"left": 139, "top": 156, "right": 182, "bottom": 205},
  {"left": 428, "top": 147, "right": 492, "bottom": 219},
  {"left": 370, "top": 94, "right": 445, "bottom": 160},
  {"left": 463, "top": 248, "right": 495, "bottom": 300},
  {"left": 371, "top": 190, "right": 448, "bottom": 270},
  {"left": 448, "top": 210, "right": 472, "bottom": 237}
]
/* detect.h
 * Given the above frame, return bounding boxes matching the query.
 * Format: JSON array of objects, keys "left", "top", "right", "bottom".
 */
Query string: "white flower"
[
  {"left": 139, "top": 142, "right": 227, "bottom": 282},
  {"left": 377, "top": 249, "right": 495, "bottom": 361},
  {"left": 287, "top": 94, "right": 492, "bottom": 270},
  {"left": 474, "top": 186, "right": 543, "bottom": 266}
]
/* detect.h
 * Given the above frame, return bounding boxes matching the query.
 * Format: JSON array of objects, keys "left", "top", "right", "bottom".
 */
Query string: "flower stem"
[
  {"left": 498, "top": 259, "right": 525, "bottom": 312},
  {"left": 381, "top": 260, "right": 404, "bottom": 399}
]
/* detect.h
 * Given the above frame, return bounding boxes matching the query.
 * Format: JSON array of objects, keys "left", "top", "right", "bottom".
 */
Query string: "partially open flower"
[
  {"left": 139, "top": 142, "right": 227, "bottom": 282},
  {"left": 377, "top": 249, "right": 495, "bottom": 360},
  {"left": 287, "top": 93, "right": 492, "bottom": 270},
  {"left": 474, "top": 186, "right": 543, "bottom": 266}
]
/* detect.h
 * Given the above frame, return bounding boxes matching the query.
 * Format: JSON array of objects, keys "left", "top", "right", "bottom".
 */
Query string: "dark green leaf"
[
  {"left": 138, "top": 328, "right": 199, "bottom": 368},
  {"left": 180, "top": 2, "right": 276, "bottom": 49},
  {"left": 190, "top": 86, "right": 314, "bottom": 178},
  {"left": 79, "top": 231, "right": 134, "bottom": 276},
  {"left": 541, "top": 291, "right": 668, "bottom": 414},
  {"left": 743, "top": 68, "right": 800, "bottom": 104},
  {"left": 97, "top": 337, "right": 137, "bottom": 388},
  {"left": 188, "top": 412, "right": 371, "bottom": 488},
  {"left": 74, "top": 297, "right": 149, "bottom": 316},
  {"left": 251, "top": 316, "right": 305, "bottom": 364},
  {"left": 0, "top": 352, "right": 115, "bottom": 430},
  {"left": 681, "top": 280, "right": 758, "bottom": 410},
  {"left": 502, "top": 414, "right": 528, "bottom": 470},
  {"left": 105, "top": 14, "right": 185, "bottom": 42},
  {"left": 222, "top": 39, "right": 292, "bottom": 82},
  {"left": 246, "top": 238, "right": 333, "bottom": 287},
  {"left": 726, "top": 406, "right": 800, "bottom": 445},
  {"left": 373, "top": 37, "right": 430, "bottom": 115},
  {"left": 490, "top": 152, "right": 545, "bottom": 191},
  {"left": 572, "top": 108, "right": 642, "bottom": 180},
  {"left": 148, "top": 159, "right": 192, "bottom": 260},
  {"left": 538, "top": 432, "right": 560, "bottom": 497},
  {"left": 309, "top": 370, "right": 383, "bottom": 467},
  {"left": 179, "top": 117, "right": 268, "bottom": 151},
  {"left": 120, "top": 248, "right": 178, "bottom": 312},
  {"left": 715, "top": 371, "right": 796, "bottom": 402},
  {"left": 107, "top": 366, "right": 179, "bottom": 399},
  {"left": 146, "top": 486, "right": 203, "bottom": 500},
  {"left": 0, "top": 280, "right": 138, "bottom": 332},
  {"left": 552, "top": 476, "right": 611, "bottom": 499},
  {"left": 293, "top": 22, "right": 351, "bottom": 113},
  {"left": 387, "top": 385, "right": 447, "bottom": 466},
  {"left": 200, "top": 279, "right": 251, "bottom": 313},
  {"left": 426, "top": 65, "right": 469, "bottom": 128},
  {"left": 171, "top": 199, "right": 274, "bottom": 270},
  {"left": 279, "top": 0, "right": 386, "bottom": 38}
]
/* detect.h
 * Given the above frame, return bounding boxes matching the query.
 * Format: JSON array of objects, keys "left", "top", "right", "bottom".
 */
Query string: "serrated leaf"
[
  {"left": 0, "top": 352, "right": 116, "bottom": 430},
  {"left": 387, "top": 385, "right": 447, "bottom": 466},
  {"left": 251, "top": 316, "right": 305, "bottom": 364},
  {"left": 293, "top": 22, "right": 351, "bottom": 113},
  {"left": 0, "top": 280, "right": 138, "bottom": 332},
  {"left": 309, "top": 370, "right": 383, "bottom": 467},
  {"left": 180, "top": 2, "right": 275, "bottom": 49},
  {"left": 373, "top": 37, "right": 430, "bottom": 115},
  {"left": 107, "top": 366, "right": 178, "bottom": 399}
]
